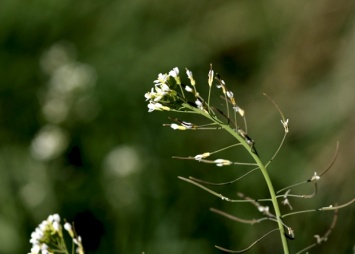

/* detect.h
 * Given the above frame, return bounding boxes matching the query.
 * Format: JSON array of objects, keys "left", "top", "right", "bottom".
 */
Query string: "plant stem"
[
  {"left": 222, "top": 125, "right": 290, "bottom": 254},
  {"left": 185, "top": 104, "right": 290, "bottom": 254}
]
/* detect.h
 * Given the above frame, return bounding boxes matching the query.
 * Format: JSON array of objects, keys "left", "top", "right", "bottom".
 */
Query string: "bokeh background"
[{"left": 0, "top": 0, "right": 354, "bottom": 253}]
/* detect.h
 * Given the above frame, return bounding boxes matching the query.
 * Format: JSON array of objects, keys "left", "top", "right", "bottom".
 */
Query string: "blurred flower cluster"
[{"left": 29, "top": 214, "right": 84, "bottom": 254}]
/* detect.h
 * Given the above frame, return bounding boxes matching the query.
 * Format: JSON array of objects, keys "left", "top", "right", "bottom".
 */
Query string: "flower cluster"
[
  {"left": 29, "top": 214, "right": 84, "bottom": 254},
  {"left": 145, "top": 72, "right": 178, "bottom": 113},
  {"left": 145, "top": 67, "right": 204, "bottom": 113},
  {"left": 144, "top": 66, "right": 246, "bottom": 122}
]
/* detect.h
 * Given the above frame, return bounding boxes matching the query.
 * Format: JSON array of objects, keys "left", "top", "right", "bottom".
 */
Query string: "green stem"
[
  {"left": 185, "top": 104, "right": 290, "bottom": 254},
  {"left": 223, "top": 126, "right": 289, "bottom": 254}
]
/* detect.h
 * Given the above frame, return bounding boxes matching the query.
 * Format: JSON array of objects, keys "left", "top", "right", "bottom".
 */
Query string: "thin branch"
[
  {"left": 172, "top": 156, "right": 257, "bottom": 166},
  {"left": 237, "top": 192, "right": 275, "bottom": 218},
  {"left": 210, "top": 207, "right": 270, "bottom": 225},
  {"left": 282, "top": 198, "right": 355, "bottom": 218},
  {"left": 277, "top": 141, "right": 340, "bottom": 193},
  {"left": 277, "top": 183, "right": 318, "bottom": 199},
  {"left": 263, "top": 93, "right": 287, "bottom": 123},
  {"left": 266, "top": 131, "right": 287, "bottom": 168},
  {"left": 178, "top": 176, "right": 257, "bottom": 203},
  {"left": 296, "top": 209, "right": 338, "bottom": 254},
  {"left": 189, "top": 167, "right": 259, "bottom": 186},
  {"left": 262, "top": 93, "right": 289, "bottom": 167},
  {"left": 318, "top": 141, "right": 339, "bottom": 177},
  {"left": 215, "top": 228, "right": 279, "bottom": 253}
]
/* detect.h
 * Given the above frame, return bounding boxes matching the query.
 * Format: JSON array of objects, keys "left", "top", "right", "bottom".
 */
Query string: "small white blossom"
[
  {"left": 258, "top": 205, "right": 269, "bottom": 214},
  {"left": 208, "top": 68, "right": 214, "bottom": 87},
  {"left": 74, "top": 236, "right": 82, "bottom": 246},
  {"left": 169, "top": 67, "right": 179, "bottom": 78},
  {"left": 41, "top": 244, "right": 49, "bottom": 254},
  {"left": 49, "top": 214, "right": 60, "bottom": 223},
  {"left": 282, "top": 198, "right": 293, "bottom": 210},
  {"left": 194, "top": 152, "right": 210, "bottom": 161},
  {"left": 64, "top": 222, "right": 74, "bottom": 237},
  {"left": 169, "top": 67, "right": 181, "bottom": 84},
  {"left": 195, "top": 99, "right": 203, "bottom": 110},
  {"left": 185, "top": 85, "right": 193, "bottom": 92},
  {"left": 281, "top": 119, "right": 289, "bottom": 133},
  {"left": 310, "top": 172, "right": 320, "bottom": 181},
  {"left": 30, "top": 245, "right": 40, "bottom": 254},
  {"left": 314, "top": 235, "right": 322, "bottom": 244},
  {"left": 214, "top": 159, "right": 232, "bottom": 166},
  {"left": 216, "top": 80, "right": 225, "bottom": 89},
  {"left": 52, "top": 221, "right": 60, "bottom": 232},
  {"left": 148, "top": 102, "right": 170, "bottom": 112},
  {"left": 170, "top": 123, "right": 179, "bottom": 130},
  {"left": 180, "top": 121, "right": 193, "bottom": 129},
  {"left": 144, "top": 88, "right": 155, "bottom": 101},
  {"left": 170, "top": 124, "right": 186, "bottom": 130},
  {"left": 160, "top": 83, "right": 170, "bottom": 92},
  {"left": 226, "top": 91, "right": 234, "bottom": 99},
  {"left": 186, "top": 69, "right": 196, "bottom": 86},
  {"left": 233, "top": 106, "right": 245, "bottom": 116},
  {"left": 154, "top": 73, "right": 168, "bottom": 85}
]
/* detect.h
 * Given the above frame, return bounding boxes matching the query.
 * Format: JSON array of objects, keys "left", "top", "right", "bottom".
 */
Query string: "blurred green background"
[{"left": 0, "top": 0, "right": 354, "bottom": 253}]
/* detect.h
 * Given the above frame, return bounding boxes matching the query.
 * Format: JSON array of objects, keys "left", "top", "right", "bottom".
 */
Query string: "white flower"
[
  {"left": 186, "top": 69, "right": 193, "bottom": 79},
  {"left": 64, "top": 222, "right": 72, "bottom": 231},
  {"left": 30, "top": 231, "right": 42, "bottom": 244},
  {"left": 147, "top": 102, "right": 159, "bottom": 112},
  {"left": 180, "top": 121, "right": 193, "bottom": 129},
  {"left": 185, "top": 85, "right": 193, "bottom": 92},
  {"left": 169, "top": 67, "right": 181, "bottom": 84},
  {"left": 258, "top": 206, "right": 269, "bottom": 214},
  {"left": 233, "top": 106, "right": 245, "bottom": 117},
  {"left": 64, "top": 222, "right": 74, "bottom": 237},
  {"left": 41, "top": 244, "right": 49, "bottom": 254},
  {"left": 52, "top": 221, "right": 60, "bottom": 232},
  {"left": 186, "top": 69, "right": 196, "bottom": 86},
  {"left": 144, "top": 88, "right": 155, "bottom": 101},
  {"left": 208, "top": 68, "right": 214, "bottom": 87},
  {"left": 145, "top": 82, "right": 171, "bottom": 103},
  {"left": 226, "top": 91, "right": 234, "bottom": 99},
  {"left": 170, "top": 124, "right": 186, "bottom": 130},
  {"left": 169, "top": 67, "right": 179, "bottom": 78},
  {"left": 154, "top": 73, "right": 168, "bottom": 85},
  {"left": 194, "top": 152, "right": 210, "bottom": 161},
  {"left": 147, "top": 102, "right": 170, "bottom": 112},
  {"left": 48, "top": 214, "right": 60, "bottom": 224},
  {"left": 74, "top": 236, "right": 83, "bottom": 246},
  {"left": 281, "top": 119, "right": 289, "bottom": 133},
  {"left": 30, "top": 245, "right": 40, "bottom": 254},
  {"left": 195, "top": 99, "right": 203, "bottom": 110},
  {"left": 216, "top": 79, "right": 225, "bottom": 88},
  {"left": 310, "top": 172, "right": 320, "bottom": 181},
  {"left": 155, "top": 83, "right": 170, "bottom": 98},
  {"left": 214, "top": 159, "right": 232, "bottom": 166}
]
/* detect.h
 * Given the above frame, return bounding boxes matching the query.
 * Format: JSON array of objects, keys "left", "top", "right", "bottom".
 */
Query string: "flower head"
[
  {"left": 154, "top": 73, "right": 169, "bottom": 85},
  {"left": 148, "top": 102, "right": 170, "bottom": 112},
  {"left": 169, "top": 67, "right": 179, "bottom": 78},
  {"left": 29, "top": 214, "right": 85, "bottom": 254},
  {"left": 186, "top": 68, "right": 196, "bottom": 86},
  {"left": 208, "top": 66, "right": 214, "bottom": 87}
]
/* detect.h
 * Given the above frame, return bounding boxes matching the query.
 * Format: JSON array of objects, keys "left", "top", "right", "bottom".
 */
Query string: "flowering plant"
[
  {"left": 29, "top": 214, "right": 84, "bottom": 254},
  {"left": 145, "top": 65, "right": 354, "bottom": 253}
]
